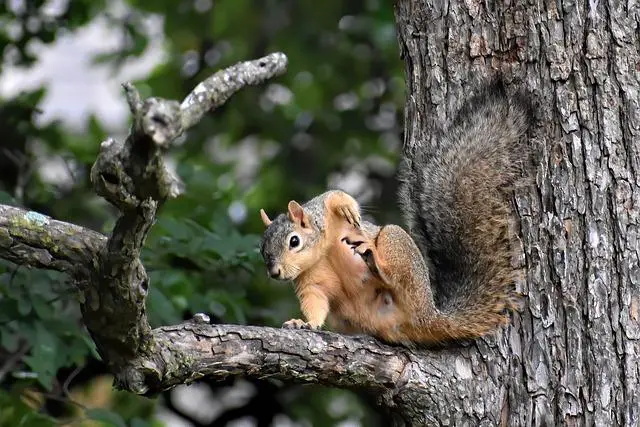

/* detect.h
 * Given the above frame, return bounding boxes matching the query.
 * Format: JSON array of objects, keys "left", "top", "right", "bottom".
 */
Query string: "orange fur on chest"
[
  {"left": 289, "top": 210, "right": 417, "bottom": 341},
  {"left": 292, "top": 213, "right": 384, "bottom": 328},
  {"left": 295, "top": 214, "right": 369, "bottom": 300}
]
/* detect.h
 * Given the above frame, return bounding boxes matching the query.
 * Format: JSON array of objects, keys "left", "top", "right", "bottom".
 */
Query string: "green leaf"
[
  {"left": 157, "top": 217, "right": 193, "bottom": 241},
  {"left": 17, "top": 298, "right": 31, "bottom": 316},
  {"left": 23, "top": 322, "right": 60, "bottom": 390},
  {"left": 147, "top": 288, "right": 180, "bottom": 326},
  {"left": 81, "top": 332, "right": 102, "bottom": 361},
  {"left": 202, "top": 236, "right": 235, "bottom": 261},
  {"left": 0, "top": 298, "right": 19, "bottom": 322},
  {"left": 0, "top": 329, "right": 20, "bottom": 352},
  {"left": 85, "top": 408, "right": 127, "bottom": 427},
  {"left": 17, "top": 412, "right": 56, "bottom": 427},
  {"left": 0, "top": 389, "right": 56, "bottom": 427},
  {"left": 31, "top": 295, "right": 54, "bottom": 319}
]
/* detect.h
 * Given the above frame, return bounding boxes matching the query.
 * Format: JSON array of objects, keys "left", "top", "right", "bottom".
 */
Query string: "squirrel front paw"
[
  {"left": 342, "top": 237, "right": 372, "bottom": 257},
  {"left": 282, "top": 318, "right": 316, "bottom": 330},
  {"left": 355, "top": 244, "right": 378, "bottom": 272},
  {"left": 342, "top": 237, "right": 381, "bottom": 278}
]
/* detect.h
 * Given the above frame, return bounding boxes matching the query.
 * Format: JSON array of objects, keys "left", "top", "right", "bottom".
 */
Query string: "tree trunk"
[{"left": 394, "top": 0, "right": 639, "bottom": 425}]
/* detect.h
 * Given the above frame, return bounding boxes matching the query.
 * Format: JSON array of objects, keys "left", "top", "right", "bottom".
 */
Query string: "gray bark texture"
[
  {"left": 0, "top": 0, "right": 637, "bottom": 425},
  {"left": 394, "top": 0, "right": 640, "bottom": 425}
]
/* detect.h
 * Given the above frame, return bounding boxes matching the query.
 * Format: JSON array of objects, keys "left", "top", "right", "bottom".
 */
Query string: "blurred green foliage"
[{"left": 0, "top": 0, "right": 403, "bottom": 425}]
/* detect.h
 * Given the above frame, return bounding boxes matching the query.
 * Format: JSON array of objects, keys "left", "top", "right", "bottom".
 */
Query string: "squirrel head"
[{"left": 259, "top": 201, "right": 323, "bottom": 281}]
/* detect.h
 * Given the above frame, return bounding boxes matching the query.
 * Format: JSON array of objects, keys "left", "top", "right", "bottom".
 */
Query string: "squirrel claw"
[
  {"left": 352, "top": 242, "right": 373, "bottom": 257},
  {"left": 341, "top": 236, "right": 363, "bottom": 246},
  {"left": 282, "top": 319, "right": 316, "bottom": 330},
  {"left": 341, "top": 236, "right": 369, "bottom": 257},
  {"left": 340, "top": 206, "right": 361, "bottom": 228},
  {"left": 349, "top": 242, "right": 378, "bottom": 275}
]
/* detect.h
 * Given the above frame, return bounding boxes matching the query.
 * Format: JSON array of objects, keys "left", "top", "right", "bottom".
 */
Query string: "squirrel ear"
[
  {"left": 259, "top": 209, "right": 272, "bottom": 227},
  {"left": 287, "top": 201, "right": 310, "bottom": 228}
]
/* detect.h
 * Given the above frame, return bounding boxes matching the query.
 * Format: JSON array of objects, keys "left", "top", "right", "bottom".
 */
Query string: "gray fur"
[
  {"left": 397, "top": 80, "right": 534, "bottom": 311},
  {"left": 260, "top": 191, "right": 340, "bottom": 268},
  {"left": 260, "top": 213, "right": 295, "bottom": 267}
]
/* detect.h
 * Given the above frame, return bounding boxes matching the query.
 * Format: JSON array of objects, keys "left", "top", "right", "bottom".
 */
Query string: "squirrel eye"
[{"left": 289, "top": 235, "right": 300, "bottom": 249}]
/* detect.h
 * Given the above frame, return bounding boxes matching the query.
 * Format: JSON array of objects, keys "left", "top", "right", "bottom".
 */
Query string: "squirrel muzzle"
[{"left": 264, "top": 258, "right": 282, "bottom": 279}]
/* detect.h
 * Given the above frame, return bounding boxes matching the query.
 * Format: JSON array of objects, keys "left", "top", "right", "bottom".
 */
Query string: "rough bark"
[
  {"left": 395, "top": 0, "right": 639, "bottom": 425},
  {"left": 0, "top": 204, "right": 105, "bottom": 275}
]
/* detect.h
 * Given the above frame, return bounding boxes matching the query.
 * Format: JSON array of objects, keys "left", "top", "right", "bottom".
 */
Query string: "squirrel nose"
[
  {"left": 266, "top": 262, "right": 281, "bottom": 279},
  {"left": 269, "top": 267, "right": 281, "bottom": 279}
]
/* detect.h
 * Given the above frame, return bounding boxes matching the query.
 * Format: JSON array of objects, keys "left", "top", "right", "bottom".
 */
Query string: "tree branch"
[
  {"left": 0, "top": 204, "right": 106, "bottom": 276},
  {"left": 123, "top": 320, "right": 484, "bottom": 426},
  {"left": 180, "top": 52, "right": 288, "bottom": 129},
  {"left": 80, "top": 52, "right": 290, "bottom": 372},
  {"left": 125, "top": 320, "right": 409, "bottom": 396}
]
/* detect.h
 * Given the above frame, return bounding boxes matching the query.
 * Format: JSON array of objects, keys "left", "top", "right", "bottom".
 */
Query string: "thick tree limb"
[
  {"left": 0, "top": 204, "right": 106, "bottom": 276},
  {"left": 110, "top": 319, "right": 491, "bottom": 427},
  {"left": 124, "top": 322, "right": 409, "bottom": 396}
]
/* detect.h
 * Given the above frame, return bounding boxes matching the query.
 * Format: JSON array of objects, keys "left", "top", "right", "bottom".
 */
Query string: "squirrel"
[
  {"left": 259, "top": 81, "right": 534, "bottom": 345},
  {"left": 259, "top": 190, "right": 395, "bottom": 333}
]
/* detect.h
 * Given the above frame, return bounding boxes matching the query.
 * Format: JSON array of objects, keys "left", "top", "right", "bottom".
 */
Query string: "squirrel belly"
[{"left": 324, "top": 221, "right": 404, "bottom": 336}]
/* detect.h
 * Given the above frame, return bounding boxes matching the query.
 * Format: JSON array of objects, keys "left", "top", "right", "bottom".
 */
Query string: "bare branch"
[
  {"left": 0, "top": 204, "right": 106, "bottom": 275},
  {"left": 118, "top": 323, "right": 410, "bottom": 396},
  {"left": 180, "top": 52, "right": 288, "bottom": 130},
  {"left": 122, "top": 82, "right": 143, "bottom": 115}
]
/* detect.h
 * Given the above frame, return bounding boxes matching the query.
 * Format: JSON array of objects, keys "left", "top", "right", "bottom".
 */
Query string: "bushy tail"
[{"left": 397, "top": 81, "right": 534, "bottom": 331}]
